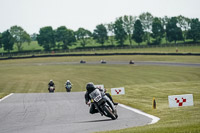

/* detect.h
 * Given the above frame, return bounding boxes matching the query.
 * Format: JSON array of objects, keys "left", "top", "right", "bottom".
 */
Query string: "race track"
[
  {"left": 1, "top": 60, "right": 197, "bottom": 132},
  {"left": 1, "top": 61, "right": 199, "bottom": 67},
  {"left": 0, "top": 92, "right": 157, "bottom": 133}
]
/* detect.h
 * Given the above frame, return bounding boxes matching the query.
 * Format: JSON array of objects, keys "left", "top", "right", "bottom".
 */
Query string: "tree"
[
  {"left": 151, "top": 17, "right": 165, "bottom": 44},
  {"left": 122, "top": 15, "right": 136, "bottom": 45},
  {"left": 114, "top": 17, "right": 127, "bottom": 45},
  {"left": 177, "top": 15, "right": 191, "bottom": 43},
  {"left": 0, "top": 33, "right": 2, "bottom": 48},
  {"left": 1, "top": 30, "right": 15, "bottom": 53},
  {"left": 166, "top": 17, "right": 183, "bottom": 44},
  {"left": 187, "top": 18, "right": 200, "bottom": 42},
  {"left": 93, "top": 24, "right": 108, "bottom": 45},
  {"left": 75, "top": 28, "right": 91, "bottom": 47},
  {"left": 55, "top": 26, "right": 76, "bottom": 49},
  {"left": 161, "top": 16, "right": 170, "bottom": 44},
  {"left": 31, "top": 33, "right": 37, "bottom": 41},
  {"left": 10, "top": 25, "right": 31, "bottom": 51},
  {"left": 107, "top": 23, "right": 115, "bottom": 45},
  {"left": 37, "top": 26, "right": 56, "bottom": 51},
  {"left": 139, "top": 12, "right": 153, "bottom": 44},
  {"left": 132, "top": 20, "right": 144, "bottom": 45}
]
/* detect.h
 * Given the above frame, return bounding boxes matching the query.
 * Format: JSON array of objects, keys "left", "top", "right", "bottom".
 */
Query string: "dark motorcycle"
[
  {"left": 48, "top": 86, "right": 55, "bottom": 93},
  {"left": 80, "top": 60, "right": 86, "bottom": 63},
  {"left": 89, "top": 89, "right": 118, "bottom": 120}
]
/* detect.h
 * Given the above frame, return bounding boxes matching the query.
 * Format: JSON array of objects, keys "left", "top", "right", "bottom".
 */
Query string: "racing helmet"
[
  {"left": 67, "top": 80, "right": 70, "bottom": 82},
  {"left": 86, "top": 82, "right": 95, "bottom": 91},
  {"left": 50, "top": 79, "right": 53, "bottom": 82}
]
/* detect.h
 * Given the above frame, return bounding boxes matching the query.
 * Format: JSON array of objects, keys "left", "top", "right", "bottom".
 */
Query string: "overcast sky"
[{"left": 1, "top": 0, "right": 200, "bottom": 34}]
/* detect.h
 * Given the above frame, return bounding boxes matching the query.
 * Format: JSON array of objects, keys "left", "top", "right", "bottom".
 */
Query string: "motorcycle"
[
  {"left": 129, "top": 60, "right": 134, "bottom": 64},
  {"left": 48, "top": 86, "right": 55, "bottom": 93},
  {"left": 65, "top": 84, "right": 72, "bottom": 92},
  {"left": 80, "top": 60, "right": 86, "bottom": 63},
  {"left": 89, "top": 89, "right": 118, "bottom": 120},
  {"left": 101, "top": 60, "right": 107, "bottom": 64}
]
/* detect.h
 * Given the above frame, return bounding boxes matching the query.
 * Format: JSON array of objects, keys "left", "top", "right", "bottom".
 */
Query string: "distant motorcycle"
[
  {"left": 65, "top": 84, "right": 72, "bottom": 92},
  {"left": 48, "top": 86, "right": 55, "bottom": 93},
  {"left": 89, "top": 89, "right": 118, "bottom": 120},
  {"left": 129, "top": 60, "right": 134, "bottom": 64},
  {"left": 101, "top": 60, "right": 107, "bottom": 64},
  {"left": 80, "top": 60, "right": 86, "bottom": 63}
]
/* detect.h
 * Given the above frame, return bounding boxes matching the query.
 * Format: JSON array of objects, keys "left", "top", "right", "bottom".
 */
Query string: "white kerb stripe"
[
  {"left": 0, "top": 93, "right": 14, "bottom": 102},
  {"left": 119, "top": 103, "right": 160, "bottom": 124}
]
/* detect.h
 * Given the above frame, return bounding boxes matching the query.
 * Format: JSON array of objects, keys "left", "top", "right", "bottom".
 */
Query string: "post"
[{"left": 153, "top": 97, "right": 156, "bottom": 109}]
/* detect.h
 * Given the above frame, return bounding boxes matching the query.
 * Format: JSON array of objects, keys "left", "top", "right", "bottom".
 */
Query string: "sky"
[{"left": 0, "top": 0, "right": 200, "bottom": 34}]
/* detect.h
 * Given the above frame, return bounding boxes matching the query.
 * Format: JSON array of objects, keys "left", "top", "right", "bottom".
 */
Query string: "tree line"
[{"left": 0, "top": 12, "right": 200, "bottom": 52}]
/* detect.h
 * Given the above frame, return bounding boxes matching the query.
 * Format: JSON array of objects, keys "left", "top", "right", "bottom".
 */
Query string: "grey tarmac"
[
  {"left": 1, "top": 61, "right": 200, "bottom": 67},
  {"left": 0, "top": 92, "right": 153, "bottom": 133}
]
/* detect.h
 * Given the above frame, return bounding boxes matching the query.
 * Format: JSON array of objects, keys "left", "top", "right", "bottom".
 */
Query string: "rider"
[
  {"left": 84, "top": 82, "right": 118, "bottom": 114},
  {"left": 48, "top": 80, "right": 55, "bottom": 91},
  {"left": 66, "top": 80, "right": 72, "bottom": 86}
]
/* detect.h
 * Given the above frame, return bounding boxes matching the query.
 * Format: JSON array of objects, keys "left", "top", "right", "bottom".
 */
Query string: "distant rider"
[
  {"left": 48, "top": 80, "right": 55, "bottom": 91},
  {"left": 84, "top": 82, "right": 118, "bottom": 114},
  {"left": 66, "top": 80, "right": 72, "bottom": 86},
  {"left": 65, "top": 80, "right": 72, "bottom": 92}
]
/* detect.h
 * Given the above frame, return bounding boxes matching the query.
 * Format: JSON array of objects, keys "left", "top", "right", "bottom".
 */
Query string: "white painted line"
[
  {"left": 0, "top": 93, "right": 14, "bottom": 102},
  {"left": 119, "top": 103, "right": 160, "bottom": 125}
]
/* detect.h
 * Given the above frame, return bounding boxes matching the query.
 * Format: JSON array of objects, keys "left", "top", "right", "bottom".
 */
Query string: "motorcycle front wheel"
[{"left": 102, "top": 105, "right": 117, "bottom": 120}]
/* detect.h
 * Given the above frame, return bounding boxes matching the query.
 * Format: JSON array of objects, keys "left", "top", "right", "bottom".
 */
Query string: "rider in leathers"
[
  {"left": 48, "top": 80, "right": 55, "bottom": 91},
  {"left": 84, "top": 82, "right": 118, "bottom": 114}
]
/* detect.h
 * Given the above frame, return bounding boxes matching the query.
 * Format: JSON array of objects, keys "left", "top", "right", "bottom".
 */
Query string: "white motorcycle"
[
  {"left": 89, "top": 89, "right": 118, "bottom": 120},
  {"left": 48, "top": 86, "right": 55, "bottom": 93}
]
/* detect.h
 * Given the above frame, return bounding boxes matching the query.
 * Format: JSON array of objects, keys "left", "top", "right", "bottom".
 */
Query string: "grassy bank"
[
  {"left": 1, "top": 41, "right": 200, "bottom": 56},
  {"left": 0, "top": 55, "right": 200, "bottom": 133},
  {"left": 1, "top": 55, "right": 200, "bottom": 64}
]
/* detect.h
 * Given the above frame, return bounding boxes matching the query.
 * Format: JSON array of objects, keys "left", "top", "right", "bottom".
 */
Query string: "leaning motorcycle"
[
  {"left": 65, "top": 84, "right": 72, "bottom": 92},
  {"left": 48, "top": 86, "right": 55, "bottom": 93},
  {"left": 89, "top": 89, "right": 118, "bottom": 120}
]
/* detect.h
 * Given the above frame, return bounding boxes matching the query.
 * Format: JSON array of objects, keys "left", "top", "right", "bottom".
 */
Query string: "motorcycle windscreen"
[
  {"left": 89, "top": 89, "right": 102, "bottom": 102},
  {"left": 66, "top": 85, "right": 71, "bottom": 88},
  {"left": 50, "top": 86, "right": 54, "bottom": 90}
]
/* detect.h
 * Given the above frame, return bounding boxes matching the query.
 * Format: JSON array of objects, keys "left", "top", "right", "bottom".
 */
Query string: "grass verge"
[{"left": 0, "top": 55, "right": 200, "bottom": 133}]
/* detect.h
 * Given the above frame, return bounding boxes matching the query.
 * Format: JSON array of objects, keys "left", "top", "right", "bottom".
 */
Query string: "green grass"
[
  {"left": 68, "top": 45, "right": 200, "bottom": 54},
  {"left": 0, "top": 41, "right": 43, "bottom": 53},
  {"left": 0, "top": 40, "right": 200, "bottom": 54},
  {"left": 0, "top": 55, "right": 200, "bottom": 133},
  {"left": 1, "top": 55, "right": 199, "bottom": 64}
]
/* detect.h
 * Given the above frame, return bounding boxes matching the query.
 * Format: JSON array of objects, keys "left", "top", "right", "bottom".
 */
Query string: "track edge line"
[
  {"left": 119, "top": 103, "right": 160, "bottom": 125},
  {"left": 0, "top": 93, "right": 14, "bottom": 102}
]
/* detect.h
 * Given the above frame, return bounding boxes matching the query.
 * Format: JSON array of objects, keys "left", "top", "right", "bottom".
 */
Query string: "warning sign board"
[
  {"left": 168, "top": 94, "right": 194, "bottom": 108},
  {"left": 111, "top": 87, "right": 125, "bottom": 95}
]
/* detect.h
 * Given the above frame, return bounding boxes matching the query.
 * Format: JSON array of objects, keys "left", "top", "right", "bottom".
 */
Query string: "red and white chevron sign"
[
  {"left": 111, "top": 87, "right": 125, "bottom": 95},
  {"left": 168, "top": 94, "right": 193, "bottom": 108}
]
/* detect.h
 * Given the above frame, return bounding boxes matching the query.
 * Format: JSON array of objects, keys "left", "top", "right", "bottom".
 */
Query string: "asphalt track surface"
[
  {"left": 0, "top": 92, "right": 156, "bottom": 133},
  {"left": 1, "top": 61, "right": 200, "bottom": 67}
]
